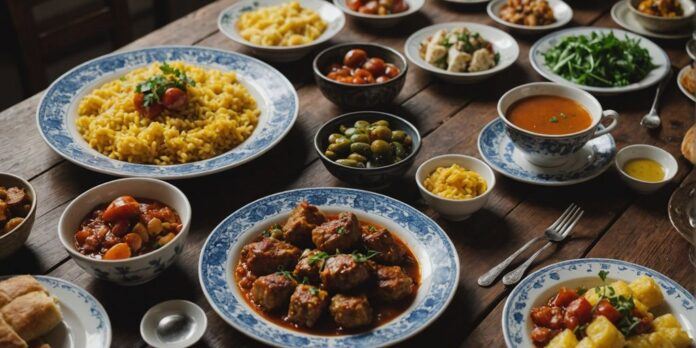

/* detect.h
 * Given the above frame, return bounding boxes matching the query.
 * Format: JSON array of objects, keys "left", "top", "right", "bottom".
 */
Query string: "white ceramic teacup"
[{"left": 498, "top": 82, "right": 619, "bottom": 167}]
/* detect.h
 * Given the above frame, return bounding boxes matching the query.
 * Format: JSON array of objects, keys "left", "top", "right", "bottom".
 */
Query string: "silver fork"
[
  {"left": 502, "top": 206, "right": 584, "bottom": 286},
  {"left": 477, "top": 204, "right": 580, "bottom": 287}
]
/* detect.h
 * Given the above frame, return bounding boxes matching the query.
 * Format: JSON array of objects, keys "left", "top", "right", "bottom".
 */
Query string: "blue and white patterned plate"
[
  {"left": 199, "top": 188, "right": 460, "bottom": 347},
  {"left": 37, "top": 46, "right": 298, "bottom": 179},
  {"left": 478, "top": 119, "right": 616, "bottom": 186},
  {"left": 0, "top": 275, "right": 111, "bottom": 348},
  {"left": 503, "top": 258, "right": 696, "bottom": 348}
]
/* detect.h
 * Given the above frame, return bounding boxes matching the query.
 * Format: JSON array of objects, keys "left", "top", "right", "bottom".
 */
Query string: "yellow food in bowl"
[
  {"left": 236, "top": 2, "right": 327, "bottom": 47},
  {"left": 76, "top": 61, "right": 259, "bottom": 165},
  {"left": 423, "top": 164, "right": 487, "bottom": 200},
  {"left": 623, "top": 158, "right": 665, "bottom": 182}
]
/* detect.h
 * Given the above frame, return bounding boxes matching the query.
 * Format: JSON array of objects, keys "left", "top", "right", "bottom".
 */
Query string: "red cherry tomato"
[
  {"left": 531, "top": 306, "right": 554, "bottom": 327},
  {"left": 549, "top": 287, "right": 579, "bottom": 307},
  {"left": 363, "top": 57, "right": 386, "bottom": 77},
  {"left": 384, "top": 63, "right": 400, "bottom": 78},
  {"left": 564, "top": 297, "right": 592, "bottom": 329},
  {"left": 161, "top": 87, "right": 188, "bottom": 110},
  {"left": 133, "top": 93, "right": 163, "bottom": 118},
  {"left": 344, "top": 49, "right": 368, "bottom": 68},
  {"left": 548, "top": 306, "right": 565, "bottom": 329},
  {"left": 352, "top": 68, "right": 375, "bottom": 84},
  {"left": 347, "top": 0, "right": 362, "bottom": 11},
  {"left": 358, "top": 1, "right": 379, "bottom": 14},
  {"left": 531, "top": 327, "right": 556, "bottom": 347},
  {"left": 102, "top": 196, "right": 140, "bottom": 222},
  {"left": 391, "top": 0, "right": 409, "bottom": 13},
  {"left": 594, "top": 299, "right": 622, "bottom": 323}
]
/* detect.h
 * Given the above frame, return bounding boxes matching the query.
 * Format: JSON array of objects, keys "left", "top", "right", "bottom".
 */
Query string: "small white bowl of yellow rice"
[
  {"left": 416, "top": 154, "right": 496, "bottom": 221},
  {"left": 218, "top": 0, "right": 345, "bottom": 62}
]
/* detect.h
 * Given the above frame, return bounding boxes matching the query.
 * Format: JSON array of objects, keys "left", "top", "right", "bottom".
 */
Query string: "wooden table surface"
[{"left": 1, "top": 1, "right": 694, "bottom": 347}]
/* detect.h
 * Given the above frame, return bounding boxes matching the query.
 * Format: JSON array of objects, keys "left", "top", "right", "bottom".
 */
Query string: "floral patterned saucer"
[{"left": 478, "top": 119, "right": 616, "bottom": 186}]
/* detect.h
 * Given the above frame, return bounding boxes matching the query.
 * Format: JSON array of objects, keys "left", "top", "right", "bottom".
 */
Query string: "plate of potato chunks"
[{"left": 503, "top": 258, "right": 695, "bottom": 348}]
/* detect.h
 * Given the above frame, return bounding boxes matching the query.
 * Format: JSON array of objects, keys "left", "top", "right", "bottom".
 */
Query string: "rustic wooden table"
[{"left": 1, "top": 0, "right": 694, "bottom": 347}]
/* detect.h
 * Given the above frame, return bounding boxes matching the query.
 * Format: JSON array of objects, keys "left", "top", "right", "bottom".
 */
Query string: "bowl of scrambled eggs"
[
  {"left": 218, "top": 0, "right": 346, "bottom": 62},
  {"left": 416, "top": 154, "right": 496, "bottom": 221}
]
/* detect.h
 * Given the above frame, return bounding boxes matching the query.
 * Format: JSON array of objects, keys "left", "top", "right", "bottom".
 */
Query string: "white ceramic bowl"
[
  {"left": 628, "top": 0, "right": 696, "bottom": 33},
  {"left": 487, "top": 0, "right": 573, "bottom": 34},
  {"left": 218, "top": 0, "right": 345, "bottom": 62},
  {"left": 416, "top": 154, "right": 496, "bottom": 221},
  {"left": 615, "top": 144, "right": 678, "bottom": 194},
  {"left": 333, "top": 0, "right": 424, "bottom": 28},
  {"left": 404, "top": 22, "right": 519, "bottom": 84},
  {"left": 58, "top": 178, "right": 191, "bottom": 286}
]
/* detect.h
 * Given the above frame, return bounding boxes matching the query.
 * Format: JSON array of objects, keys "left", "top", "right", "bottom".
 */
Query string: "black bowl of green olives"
[{"left": 314, "top": 111, "right": 421, "bottom": 188}]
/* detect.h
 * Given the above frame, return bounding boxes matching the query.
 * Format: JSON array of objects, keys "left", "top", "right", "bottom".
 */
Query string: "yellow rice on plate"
[
  {"left": 423, "top": 164, "right": 487, "bottom": 200},
  {"left": 76, "top": 61, "right": 260, "bottom": 165}
]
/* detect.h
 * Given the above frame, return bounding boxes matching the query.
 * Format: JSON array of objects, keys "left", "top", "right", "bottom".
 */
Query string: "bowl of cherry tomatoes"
[
  {"left": 313, "top": 43, "right": 408, "bottom": 109},
  {"left": 333, "top": 0, "right": 424, "bottom": 28}
]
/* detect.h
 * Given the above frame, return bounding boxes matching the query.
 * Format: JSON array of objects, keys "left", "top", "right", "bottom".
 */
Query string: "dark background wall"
[{"left": 0, "top": 0, "right": 214, "bottom": 111}]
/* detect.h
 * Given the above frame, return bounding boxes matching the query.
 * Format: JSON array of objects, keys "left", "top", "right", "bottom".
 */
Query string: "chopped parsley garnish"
[
  {"left": 135, "top": 62, "right": 196, "bottom": 107},
  {"left": 308, "top": 286, "right": 319, "bottom": 296},
  {"left": 351, "top": 249, "right": 380, "bottom": 263},
  {"left": 590, "top": 270, "right": 645, "bottom": 337},
  {"left": 307, "top": 251, "right": 329, "bottom": 265},
  {"left": 549, "top": 116, "right": 559, "bottom": 123},
  {"left": 276, "top": 270, "right": 297, "bottom": 282},
  {"left": 336, "top": 226, "right": 347, "bottom": 235}
]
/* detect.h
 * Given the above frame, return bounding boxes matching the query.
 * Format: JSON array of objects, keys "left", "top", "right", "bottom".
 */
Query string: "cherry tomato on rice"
[
  {"left": 549, "top": 287, "right": 579, "bottom": 307},
  {"left": 161, "top": 87, "right": 188, "bottom": 110},
  {"left": 133, "top": 93, "right": 163, "bottom": 118},
  {"left": 564, "top": 297, "right": 592, "bottom": 329}
]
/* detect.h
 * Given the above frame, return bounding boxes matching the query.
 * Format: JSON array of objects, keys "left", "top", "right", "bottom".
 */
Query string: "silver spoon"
[
  {"left": 157, "top": 313, "right": 194, "bottom": 343},
  {"left": 641, "top": 69, "right": 673, "bottom": 130}
]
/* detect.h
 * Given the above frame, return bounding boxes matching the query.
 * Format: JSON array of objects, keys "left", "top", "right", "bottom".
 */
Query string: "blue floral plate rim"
[
  {"left": 198, "top": 187, "right": 460, "bottom": 347},
  {"left": 477, "top": 118, "right": 616, "bottom": 186},
  {"left": 36, "top": 45, "right": 298, "bottom": 179},
  {"left": 502, "top": 258, "right": 696, "bottom": 348},
  {"left": 0, "top": 275, "right": 112, "bottom": 347}
]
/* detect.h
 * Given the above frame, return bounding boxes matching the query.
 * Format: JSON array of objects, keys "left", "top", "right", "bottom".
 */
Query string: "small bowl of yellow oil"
[{"left": 615, "top": 144, "right": 678, "bottom": 194}]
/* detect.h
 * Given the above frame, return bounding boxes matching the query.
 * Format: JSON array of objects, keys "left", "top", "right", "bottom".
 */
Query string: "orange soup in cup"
[{"left": 507, "top": 95, "right": 593, "bottom": 135}]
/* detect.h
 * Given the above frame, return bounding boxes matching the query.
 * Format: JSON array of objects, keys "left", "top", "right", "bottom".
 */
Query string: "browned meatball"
[
  {"left": 251, "top": 273, "right": 297, "bottom": 312},
  {"left": 283, "top": 201, "right": 326, "bottom": 247},
  {"left": 320, "top": 254, "right": 370, "bottom": 292},
  {"left": 287, "top": 284, "right": 329, "bottom": 328},
  {"left": 240, "top": 237, "right": 301, "bottom": 276},
  {"left": 329, "top": 294, "right": 373, "bottom": 328},
  {"left": 311, "top": 212, "right": 360, "bottom": 252},
  {"left": 361, "top": 225, "right": 406, "bottom": 264},
  {"left": 293, "top": 249, "right": 328, "bottom": 284},
  {"left": 373, "top": 265, "right": 414, "bottom": 302}
]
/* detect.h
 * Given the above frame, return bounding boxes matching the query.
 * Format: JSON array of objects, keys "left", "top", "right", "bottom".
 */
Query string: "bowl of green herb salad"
[{"left": 530, "top": 27, "right": 670, "bottom": 95}]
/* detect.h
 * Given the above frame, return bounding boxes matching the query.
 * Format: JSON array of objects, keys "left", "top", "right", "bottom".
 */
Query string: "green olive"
[
  {"left": 354, "top": 120, "right": 370, "bottom": 129},
  {"left": 329, "top": 133, "right": 345, "bottom": 144},
  {"left": 350, "top": 142, "right": 371, "bottom": 157},
  {"left": 403, "top": 135, "right": 413, "bottom": 146},
  {"left": 370, "top": 140, "right": 391, "bottom": 156},
  {"left": 350, "top": 133, "right": 370, "bottom": 144},
  {"left": 392, "top": 142, "right": 408, "bottom": 159},
  {"left": 348, "top": 153, "right": 368, "bottom": 163},
  {"left": 335, "top": 136, "right": 351, "bottom": 146},
  {"left": 328, "top": 142, "right": 350, "bottom": 156},
  {"left": 370, "top": 126, "right": 392, "bottom": 142},
  {"left": 372, "top": 120, "right": 390, "bottom": 127},
  {"left": 343, "top": 127, "right": 358, "bottom": 137},
  {"left": 391, "top": 130, "right": 407, "bottom": 143},
  {"left": 324, "top": 150, "right": 337, "bottom": 160},
  {"left": 336, "top": 159, "right": 363, "bottom": 168}
]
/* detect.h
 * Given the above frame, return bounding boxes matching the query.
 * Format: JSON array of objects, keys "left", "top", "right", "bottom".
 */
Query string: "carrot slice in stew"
[
  {"left": 102, "top": 196, "right": 140, "bottom": 222},
  {"left": 103, "top": 242, "right": 131, "bottom": 260}
]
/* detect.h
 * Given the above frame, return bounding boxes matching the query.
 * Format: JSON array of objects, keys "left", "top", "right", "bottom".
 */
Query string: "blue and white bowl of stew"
[{"left": 58, "top": 178, "right": 191, "bottom": 286}]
